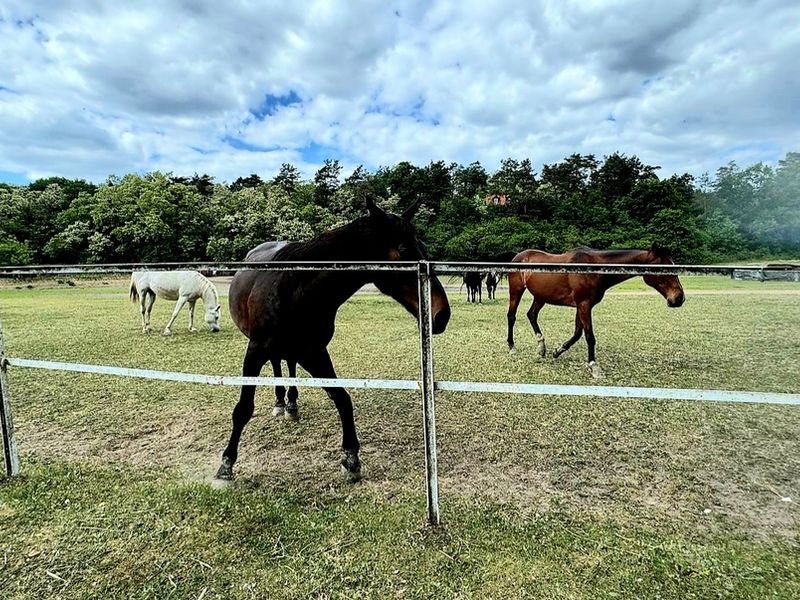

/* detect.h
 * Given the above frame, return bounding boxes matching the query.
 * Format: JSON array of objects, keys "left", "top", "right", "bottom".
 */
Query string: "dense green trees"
[{"left": 0, "top": 152, "right": 797, "bottom": 266}]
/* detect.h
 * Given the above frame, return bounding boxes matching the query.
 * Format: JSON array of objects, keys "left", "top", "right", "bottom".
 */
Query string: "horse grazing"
[
  {"left": 462, "top": 271, "right": 484, "bottom": 303},
  {"left": 506, "top": 245, "right": 684, "bottom": 378},
  {"left": 216, "top": 196, "right": 451, "bottom": 482},
  {"left": 485, "top": 271, "right": 499, "bottom": 300},
  {"left": 129, "top": 271, "right": 221, "bottom": 336}
]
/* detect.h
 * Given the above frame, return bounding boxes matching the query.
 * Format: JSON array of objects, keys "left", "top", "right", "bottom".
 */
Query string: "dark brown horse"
[
  {"left": 462, "top": 271, "right": 484, "bottom": 303},
  {"left": 216, "top": 197, "right": 451, "bottom": 481},
  {"left": 506, "top": 245, "right": 684, "bottom": 378}
]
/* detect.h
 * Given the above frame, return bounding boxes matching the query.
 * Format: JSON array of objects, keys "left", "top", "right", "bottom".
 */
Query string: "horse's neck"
[
  {"left": 284, "top": 222, "right": 379, "bottom": 299},
  {"left": 200, "top": 280, "right": 218, "bottom": 308},
  {"left": 597, "top": 250, "right": 652, "bottom": 290}
]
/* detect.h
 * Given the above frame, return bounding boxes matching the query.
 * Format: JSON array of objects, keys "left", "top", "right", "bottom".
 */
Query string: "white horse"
[{"left": 129, "top": 271, "right": 221, "bottom": 336}]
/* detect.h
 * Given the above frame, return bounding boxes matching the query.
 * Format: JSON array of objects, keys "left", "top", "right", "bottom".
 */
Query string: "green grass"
[{"left": 1, "top": 277, "right": 799, "bottom": 598}]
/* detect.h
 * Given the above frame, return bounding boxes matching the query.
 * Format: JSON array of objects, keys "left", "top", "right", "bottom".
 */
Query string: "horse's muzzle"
[
  {"left": 668, "top": 295, "right": 685, "bottom": 308},
  {"left": 432, "top": 306, "right": 451, "bottom": 334}
]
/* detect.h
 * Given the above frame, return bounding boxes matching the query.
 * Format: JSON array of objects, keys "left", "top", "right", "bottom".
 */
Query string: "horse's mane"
[{"left": 272, "top": 216, "right": 373, "bottom": 261}]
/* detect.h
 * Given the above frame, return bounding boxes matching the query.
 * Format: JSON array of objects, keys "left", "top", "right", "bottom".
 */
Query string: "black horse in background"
[
  {"left": 463, "top": 271, "right": 484, "bottom": 303},
  {"left": 217, "top": 196, "right": 451, "bottom": 482},
  {"left": 485, "top": 271, "right": 498, "bottom": 299}
]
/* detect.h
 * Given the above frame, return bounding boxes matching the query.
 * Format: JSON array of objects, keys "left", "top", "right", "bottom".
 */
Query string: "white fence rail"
[{"left": 1, "top": 260, "right": 799, "bottom": 526}]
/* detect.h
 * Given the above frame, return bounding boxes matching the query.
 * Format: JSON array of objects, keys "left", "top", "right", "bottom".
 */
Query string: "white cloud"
[{"left": 0, "top": 0, "right": 797, "bottom": 183}]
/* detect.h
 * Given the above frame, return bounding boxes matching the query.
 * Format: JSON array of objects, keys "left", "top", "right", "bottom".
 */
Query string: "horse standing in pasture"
[
  {"left": 462, "top": 271, "right": 484, "bottom": 303},
  {"left": 506, "top": 245, "right": 684, "bottom": 378},
  {"left": 485, "top": 271, "right": 499, "bottom": 300},
  {"left": 216, "top": 196, "right": 451, "bottom": 482},
  {"left": 130, "top": 271, "right": 221, "bottom": 336}
]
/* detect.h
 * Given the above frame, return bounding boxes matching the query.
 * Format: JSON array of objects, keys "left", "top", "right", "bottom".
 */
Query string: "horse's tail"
[{"left": 129, "top": 274, "right": 139, "bottom": 302}]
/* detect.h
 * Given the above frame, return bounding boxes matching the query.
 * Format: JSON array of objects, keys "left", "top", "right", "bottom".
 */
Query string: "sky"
[{"left": 0, "top": 0, "right": 798, "bottom": 185}]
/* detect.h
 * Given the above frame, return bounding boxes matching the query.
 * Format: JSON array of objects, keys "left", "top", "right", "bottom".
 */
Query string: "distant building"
[{"left": 484, "top": 194, "right": 510, "bottom": 206}]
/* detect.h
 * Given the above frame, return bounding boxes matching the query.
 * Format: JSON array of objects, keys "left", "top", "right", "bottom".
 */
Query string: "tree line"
[{"left": 1, "top": 152, "right": 798, "bottom": 266}]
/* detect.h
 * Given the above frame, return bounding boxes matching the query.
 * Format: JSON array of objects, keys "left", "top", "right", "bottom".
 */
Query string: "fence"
[{"left": 2, "top": 260, "right": 800, "bottom": 526}]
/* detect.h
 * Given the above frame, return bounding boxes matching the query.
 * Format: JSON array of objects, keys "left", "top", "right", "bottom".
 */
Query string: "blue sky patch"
[
  {"left": 249, "top": 90, "right": 302, "bottom": 121},
  {"left": 0, "top": 170, "right": 29, "bottom": 185},
  {"left": 222, "top": 136, "right": 275, "bottom": 153},
  {"left": 300, "top": 142, "right": 340, "bottom": 164}
]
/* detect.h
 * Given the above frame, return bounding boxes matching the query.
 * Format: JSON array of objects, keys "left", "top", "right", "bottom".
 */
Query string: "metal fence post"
[
  {"left": 417, "top": 261, "right": 440, "bottom": 526},
  {"left": 0, "top": 319, "right": 20, "bottom": 477}
]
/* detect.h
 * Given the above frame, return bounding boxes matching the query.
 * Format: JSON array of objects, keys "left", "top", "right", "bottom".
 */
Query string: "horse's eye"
[{"left": 397, "top": 244, "right": 407, "bottom": 255}]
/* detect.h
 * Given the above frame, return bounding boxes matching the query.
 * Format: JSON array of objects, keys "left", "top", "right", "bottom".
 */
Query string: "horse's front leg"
[
  {"left": 216, "top": 341, "right": 269, "bottom": 480},
  {"left": 163, "top": 296, "right": 188, "bottom": 336},
  {"left": 578, "top": 302, "right": 603, "bottom": 378},
  {"left": 187, "top": 300, "right": 199, "bottom": 333},
  {"left": 300, "top": 349, "right": 360, "bottom": 480},
  {"left": 553, "top": 311, "right": 583, "bottom": 359}
]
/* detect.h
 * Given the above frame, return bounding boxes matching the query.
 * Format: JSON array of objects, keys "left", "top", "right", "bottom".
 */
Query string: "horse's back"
[
  {"left": 229, "top": 241, "right": 291, "bottom": 339},
  {"left": 510, "top": 249, "right": 583, "bottom": 305},
  {"left": 133, "top": 270, "right": 207, "bottom": 301}
]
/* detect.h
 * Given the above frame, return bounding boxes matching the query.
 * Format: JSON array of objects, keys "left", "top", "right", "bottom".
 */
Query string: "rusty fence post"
[
  {"left": 417, "top": 261, "right": 440, "bottom": 526},
  {"left": 0, "top": 319, "right": 20, "bottom": 477}
]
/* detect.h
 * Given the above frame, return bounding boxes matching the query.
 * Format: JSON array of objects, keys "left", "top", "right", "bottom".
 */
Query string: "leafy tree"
[
  {"left": 230, "top": 173, "right": 264, "bottom": 192},
  {"left": 312, "top": 159, "right": 342, "bottom": 207}
]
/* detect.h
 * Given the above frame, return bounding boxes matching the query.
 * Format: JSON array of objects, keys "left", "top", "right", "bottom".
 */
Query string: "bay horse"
[
  {"left": 506, "top": 245, "right": 684, "bottom": 378},
  {"left": 216, "top": 196, "right": 451, "bottom": 481},
  {"left": 130, "top": 271, "right": 221, "bottom": 335}
]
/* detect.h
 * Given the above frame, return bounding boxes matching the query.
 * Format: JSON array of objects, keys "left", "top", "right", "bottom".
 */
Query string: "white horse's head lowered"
[{"left": 205, "top": 302, "right": 221, "bottom": 333}]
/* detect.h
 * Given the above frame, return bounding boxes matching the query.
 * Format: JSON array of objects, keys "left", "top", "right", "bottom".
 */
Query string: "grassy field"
[{"left": 0, "top": 275, "right": 799, "bottom": 598}]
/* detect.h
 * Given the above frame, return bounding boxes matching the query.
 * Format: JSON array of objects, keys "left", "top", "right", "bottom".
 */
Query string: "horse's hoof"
[
  {"left": 537, "top": 343, "right": 547, "bottom": 358},
  {"left": 284, "top": 409, "right": 300, "bottom": 422},
  {"left": 272, "top": 405, "right": 285, "bottom": 417},
  {"left": 340, "top": 451, "right": 362, "bottom": 482},
  {"left": 215, "top": 458, "right": 234, "bottom": 480},
  {"left": 163, "top": 329, "right": 172, "bottom": 337},
  {"left": 189, "top": 327, "right": 199, "bottom": 333},
  {"left": 589, "top": 362, "right": 604, "bottom": 379},
  {"left": 509, "top": 346, "right": 517, "bottom": 354}
]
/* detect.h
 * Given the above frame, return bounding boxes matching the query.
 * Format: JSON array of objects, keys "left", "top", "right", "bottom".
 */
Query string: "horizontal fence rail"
[
  {"left": 1, "top": 259, "right": 799, "bottom": 525},
  {"left": 2, "top": 261, "right": 800, "bottom": 279},
  {"left": 7, "top": 358, "right": 800, "bottom": 405},
  {"left": 5, "top": 358, "right": 420, "bottom": 390}
]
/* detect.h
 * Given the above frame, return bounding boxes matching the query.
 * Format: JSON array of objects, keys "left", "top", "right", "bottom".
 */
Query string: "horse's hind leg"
[
  {"left": 270, "top": 358, "right": 286, "bottom": 417},
  {"left": 577, "top": 302, "right": 603, "bottom": 378},
  {"left": 553, "top": 311, "right": 583, "bottom": 359},
  {"left": 144, "top": 291, "right": 156, "bottom": 333},
  {"left": 285, "top": 359, "right": 300, "bottom": 421},
  {"left": 507, "top": 275, "right": 524, "bottom": 352},
  {"left": 139, "top": 292, "right": 148, "bottom": 333},
  {"left": 527, "top": 298, "right": 546, "bottom": 357},
  {"left": 217, "top": 341, "right": 269, "bottom": 480}
]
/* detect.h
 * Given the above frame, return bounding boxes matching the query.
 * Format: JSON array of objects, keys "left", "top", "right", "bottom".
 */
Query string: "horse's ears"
[
  {"left": 650, "top": 241, "right": 669, "bottom": 257},
  {"left": 366, "top": 195, "right": 386, "bottom": 220},
  {"left": 402, "top": 196, "right": 423, "bottom": 222}
]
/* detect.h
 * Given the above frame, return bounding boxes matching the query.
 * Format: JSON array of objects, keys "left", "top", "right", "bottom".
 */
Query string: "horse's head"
[
  {"left": 365, "top": 196, "right": 451, "bottom": 334},
  {"left": 643, "top": 243, "right": 685, "bottom": 308},
  {"left": 205, "top": 303, "right": 221, "bottom": 332}
]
